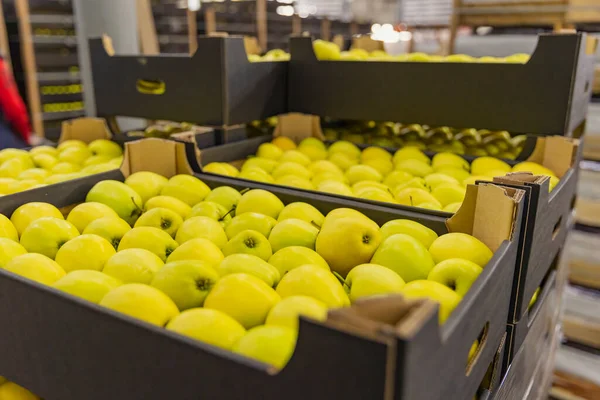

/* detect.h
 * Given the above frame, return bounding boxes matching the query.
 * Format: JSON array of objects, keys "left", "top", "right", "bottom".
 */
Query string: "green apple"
[
  {"left": 55, "top": 234, "right": 116, "bottom": 272},
  {"left": 222, "top": 230, "right": 273, "bottom": 261},
  {"left": 352, "top": 181, "right": 390, "bottom": 196},
  {"left": 66, "top": 202, "right": 119, "bottom": 233},
  {"left": 315, "top": 216, "right": 381, "bottom": 277},
  {"left": 100, "top": 283, "right": 179, "bottom": 326},
  {"left": 345, "top": 165, "right": 382, "bottom": 185},
  {"left": 239, "top": 167, "right": 275, "bottom": 183},
  {"left": 5, "top": 253, "right": 66, "bottom": 285},
  {"left": 328, "top": 140, "right": 361, "bottom": 160},
  {"left": 83, "top": 155, "right": 113, "bottom": 167},
  {"left": 145, "top": 195, "right": 192, "bottom": 219},
  {"left": 432, "top": 183, "right": 467, "bottom": 207},
  {"left": 317, "top": 180, "right": 353, "bottom": 196},
  {"left": 400, "top": 280, "right": 462, "bottom": 324},
  {"left": 298, "top": 142, "right": 327, "bottom": 161},
  {"left": 53, "top": 270, "right": 122, "bottom": 304},
  {"left": 58, "top": 146, "right": 92, "bottom": 165},
  {"left": 103, "top": 248, "right": 164, "bottom": 284},
  {"left": 0, "top": 381, "right": 39, "bottom": 400},
  {"left": 20, "top": 217, "right": 79, "bottom": 259},
  {"left": 118, "top": 226, "right": 178, "bottom": 261},
  {"left": 167, "top": 237, "right": 224, "bottom": 267},
  {"left": 203, "top": 162, "right": 236, "bottom": 176},
  {"left": 217, "top": 253, "right": 280, "bottom": 287},
  {"left": 151, "top": 260, "right": 219, "bottom": 310},
  {"left": 278, "top": 202, "right": 325, "bottom": 227},
  {"left": 371, "top": 233, "right": 435, "bottom": 282},
  {"left": 125, "top": 171, "right": 168, "bottom": 204},
  {"left": 256, "top": 143, "right": 284, "bottom": 160},
  {"left": 432, "top": 153, "right": 469, "bottom": 171},
  {"left": 266, "top": 295, "right": 327, "bottom": 330},
  {"left": 428, "top": 258, "right": 483, "bottom": 297},
  {"left": 225, "top": 212, "right": 277, "bottom": 239},
  {"left": 276, "top": 264, "right": 349, "bottom": 307},
  {"left": 429, "top": 233, "right": 493, "bottom": 267},
  {"left": 204, "top": 273, "right": 280, "bottom": 329},
  {"left": 160, "top": 174, "right": 211, "bottom": 206},
  {"left": 135, "top": 207, "right": 183, "bottom": 237},
  {"left": 52, "top": 161, "right": 83, "bottom": 174},
  {"left": 30, "top": 145, "right": 58, "bottom": 157},
  {"left": 395, "top": 159, "right": 434, "bottom": 178},
  {"left": 233, "top": 325, "right": 296, "bottom": 369},
  {"left": 311, "top": 172, "right": 347, "bottom": 186},
  {"left": 471, "top": 157, "right": 511, "bottom": 176},
  {"left": 424, "top": 173, "right": 460, "bottom": 190},
  {"left": 268, "top": 219, "right": 319, "bottom": 253},
  {"left": 357, "top": 188, "right": 396, "bottom": 203},
  {"left": 321, "top": 208, "right": 367, "bottom": 226},
  {"left": 0, "top": 238, "right": 27, "bottom": 267},
  {"left": 328, "top": 152, "right": 358, "bottom": 171},
  {"left": 394, "top": 188, "right": 442, "bottom": 209},
  {"left": 32, "top": 154, "right": 58, "bottom": 170},
  {"left": 308, "top": 160, "right": 343, "bottom": 176},
  {"left": 436, "top": 167, "right": 471, "bottom": 183},
  {"left": 86, "top": 180, "right": 143, "bottom": 225},
  {"left": 204, "top": 186, "right": 241, "bottom": 212},
  {"left": 0, "top": 214, "right": 18, "bottom": 241},
  {"left": 18, "top": 168, "right": 50, "bottom": 182},
  {"left": 268, "top": 246, "right": 329, "bottom": 277},
  {"left": 275, "top": 175, "right": 314, "bottom": 190},
  {"left": 361, "top": 147, "right": 392, "bottom": 162},
  {"left": 88, "top": 139, "right": 122, "bottom": 158},
  {"left": 83, "top": 217, "right": 132, "bottom": 250},
  {"left": 11, "top": 202, "right": 64, "bottom": 236},
  {"left": 242, "top": 157, "right": 278, "bottom": 174},
  {"left": 57, "top": 139, "right": 87, "bottom": 152},
  {"left": 236, "top": 189, "right": 284, "bottom": 219},
  {"left": 272, "top": 162, "right": 311, "bottom": 181},
  {"left": 363, "top": 158, "right": 393, "bottom": 176},
  {"left": 189, "top": 201, "right": 232, "bottom": 226},
  {"left": 176, "top": 216, "right": 228, "bottom": 248},
  {"left": 394, "top": 177, "right": 427, "bottom": 192},
  {"left": 0, "top": 149, "right": 34, "bottom": 167},
  {"left": 380, "top": 219, "right": 438, "bottom": 248},
  {"left": 0, "top": 158, "right": 26, "bottom": 178},
  {"left": 166, "top": 308, "right": 246, "bottom": 350},
  {"left": 278, "top": 150, "right": 311, "bottom": 167},
  {"left": 345, "top": 263, "right": 405, "bottom": 302},
  {"left": 392, "top": 147, "right": 430, "bottom": 166}
]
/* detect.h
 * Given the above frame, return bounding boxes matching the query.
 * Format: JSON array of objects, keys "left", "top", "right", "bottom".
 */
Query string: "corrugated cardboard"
[
  {"left": 120, "top": 138, "right": 195, "bottom": 178},
  {"left": 525, "top": 136, "right": 579, "bottom": 178},
  {"left": 58, "top": 118, "right": 112, "bottom": 144},
  {"left": 351, "top": 36, "right": 385, "bottom": 52},
  {"left": 273, "top": 113, "right": 325, "bottom": 141},
  {"left": 447, "top": 183, "right": 522, "bottom": 252},
  {"left": 244, "top": 37, "right": 261, "bottom": 55}
]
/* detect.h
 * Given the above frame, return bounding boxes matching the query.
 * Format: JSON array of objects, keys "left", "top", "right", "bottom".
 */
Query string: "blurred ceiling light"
[
  {"left": 188, "top": 0, "right": 201, "bottom": 11},
  {"left": 372, "top": 23, "right": 401, "bottom": 44},
  {"left": 398, "top": 31, "right": 412, "bottom": 42},
  {"left": 476, "top": 26, "right": 492, "bottom": 35},
  {"left": 371, "top": 23, "right": 381, "bottom": 33},
  {"left": 278, "top": 0, "right": 294, "bottom": 3},
  {"left": 276, "top": 5, "right": 295, "bottom": 16}
]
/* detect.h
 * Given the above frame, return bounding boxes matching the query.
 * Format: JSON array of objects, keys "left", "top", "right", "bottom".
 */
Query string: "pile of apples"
[
  {"left": 0, "top": 171, "right": 492, "bottom": 369},
  {"left": 0, "top": 139, "right": 122, "bottom": 195},
  {"left": 203, "top": 138, "right": 558, "bottom": 212},
  {"left": 312, "top": 39, "right": 530, "bottom": 63},
  {"left": 248, "top": 49, "right": 290, "bottom": 62}
]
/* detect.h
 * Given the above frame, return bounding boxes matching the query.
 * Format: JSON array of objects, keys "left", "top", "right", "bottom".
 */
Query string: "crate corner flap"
[
  {"left": 121, "top": 138, "right": 196, "bottom": 178},
  {"left": 58, "top": 117, "right": 112, "bottom": 144}
]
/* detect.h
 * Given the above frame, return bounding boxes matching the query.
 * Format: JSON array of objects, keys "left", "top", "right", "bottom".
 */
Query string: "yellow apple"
[
  {"left": 58, "top": 146, "right": 92, "bottom": 165},
  {"left": 5, "top": 253, "right": 66, "bottom": 285},
  {"left": 118, "top": 227, "right": 179, "bottom": 261},
  {"left": 0, "top": 382, "right": 39, "bottom": 400},
  {"left": 276, "top": 264, "right": 349, "bottom": 307},
  {"left": 328, "top": 140, "right": 361, "bottom": 160},
  {"left": 395, "top": 159, "right": 434, "bottom": 178},
  {"left": 160, "top": 174, "right": 211, "bottom": 206},
  {"left": 427, "top": 258, "right": 483, "bottom": 297},
  {"left": 268, "top": 219, "right": 318, "bottom": 252},
  {"left": 55, "top": 234, "right": 116, "bottom": 272},
  {"left": 217, "top": 253, "right": 280, "bottom": 287},
  {"left": 400, "top": 280, "right": 462, "bottom": 324},
  {"left": 82, "top": 217, "right": 132, "bottom": 250},
  {"left": 431, "top": 183, "right": 467, "bottom": 207},
  {"left": 176, "top": 216, "right": 227, "bottom": 247},
  {"left": 17, "top": 168, "right": 50, "bottom": 182},
  {"left": 103, "top": 248, "right": 164, "bottom": 284},
  {"left": 268, "top": 246, "right": 329, "bottom": 277},
  {"left": 371, "top": 233, "right": 435, "bottom": 282},
  {"left": 345, "top": 263, "right": 405, "bottom": 302},
  {"left": 204, "top": 186, "right": 241, "bottom": 212},
  {"left": 53, "top": 270, "right": 122, "bottom": 304},
  {"left": 432, "top": 152, "right": 469, "bottom": 171},
  {"left": 271, "top": 136, "right": 296, "bottom": 151},
  {"left": 0, "top": 214, "right": 18, "bottom": 242},
  {"left": 279, "top": 150, "right": 311, "bottom": 167},
  {"left": 0, "top": 159, "right": 26, "bottom": 178},
  {"left": 145, "top": 195, "right": 192, "bottom": 219},
  {"left": 380, "top": 219, "right": 438, "bottom": 248},
  {"left": 233, "top": 325, "right": 296, "bottom": 368},
  {"left": 86, "top": 180, "right": 143, "bottom": 225},
  {"left": 166, "top": 308, "right": 246, "bottom": 350},
  {"left": 383, "top": 170, "right": 414, "bottom": 189},
  {"left": 0, "top": 237, "right": 27, "bottom": 267},
  {"left": 345, "top": 165, "right": 383, "bottom": 185},
  {"left": 361, "top": 147, "right": 392, "bottom": 162},
  {"left": 236, "top": 189, "right": 284, "bottom": 219},
  {"left": 308, "top": 160, "right": 343, "bottom": 176},
  {"left": 30, "top": 145, "right": 58, "bottom": 157},
  {"left": 434, "top": 167, "right": 471, "bottom": 183},
  {"left": 19, "top": 217, "right": 79, "bottom": 259},
  {"left": 88, "top": 139, "right": 122, "bottom": 158},
  {"left": 317, "top": 180, "right": 353, "bottom": 196},
  {"left": 67, "top": 202, "right": 118, "bottom": 233},
  {"left": 225, "top": 212, "right": 277, "bottom": 240},
  {"left": 11, "top": 202, "right": 64, "bottom": 236},
  {"left": 135, "top": 207, "right": 183, "bottom": 237},
  {"left": 222, "top": 230, "right": 273, "bottom": 261},
  {"left": 242, "top": 157, "right": 278, "bottom": 174},
  {"left": 256, "top": 143, "right": 284, "bottom": 160},
  {"left": 167, "top": 237, "right": 224, "bottom": 267},
  {"left": 471, "top": 157, "right": 511, "bottom": 176},
  {"left": 394, "top": 188, "right": 441, "bottom": 209},
  {"left": 51, "top": 161, "right": 82, "bottom": 174},
  {"left": 125, "top": 171, "right": 169, "bottom": 204},
  {"left": 99, "top": 283, "right": 179, "bottom": 326},
  {"left": 429, "top": 233, "right": 493, "bottom": 267},
  {"left": 57, "top": 139, "right": 86, "bottom": 152},
  {"left": 266, "top": 295, "right": 327, "bottom": 330},
  {"left": 32, "top": 154, "right": 58, "bottom": 170},
  {"left": 392, "top": 147, "right": 430, "bottom": 165}
]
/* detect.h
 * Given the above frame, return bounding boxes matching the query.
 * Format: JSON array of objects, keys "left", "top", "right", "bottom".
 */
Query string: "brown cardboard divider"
[
  {"left": 524, "top": 135, "right": 579, "bottom": 178},
  {"left": 273, "top": 113, "right": 325, "bottom": 141},
  {"left": 58, "top": 117, "right": 113, "bottom": 144},
  {"left": 119, "top": 138, "right": 198, "bottom": 178}
]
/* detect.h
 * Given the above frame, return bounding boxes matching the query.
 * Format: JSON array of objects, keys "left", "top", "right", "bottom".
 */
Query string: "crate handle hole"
[
  {"left": 552, "top": 216, "right": 563, "bottom": 241},
  {"left": 136, "top": 79, "right": 166, "bottom": 95},
  {"left": 585, "top": 81, "right": 590, "bottom": 93},
  {"left": 570, "top": 194, "right": 577, "bottom": 211},
  {"left": 465, "top": 322, "right": 489, "bottom": 376}
]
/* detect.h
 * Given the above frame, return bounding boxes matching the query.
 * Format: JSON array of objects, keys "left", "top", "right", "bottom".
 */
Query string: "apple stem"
[
  {"left": 332, "top": 271, "right": 349, "bottom": 289},
  {"left": 409, "top": 195, "right": 414, "bottom": 206},
  {"left": 220, "top": 207, "right": 236, "bottom": 221},
  {"left": 310, "top": 220, "right": 322, "bottom": 230}
]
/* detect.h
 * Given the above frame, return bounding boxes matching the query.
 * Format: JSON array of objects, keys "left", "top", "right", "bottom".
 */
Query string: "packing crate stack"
[{"left": 0, "top": 30, "right": 594, "bottom": 400}]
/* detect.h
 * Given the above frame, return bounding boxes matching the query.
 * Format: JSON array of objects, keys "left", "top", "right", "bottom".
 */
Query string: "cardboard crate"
[
  {"left": 89, "top": 35, "right": 287, "bottom": 127},
  {"left": 494, "top": 136, "right": 581, "bottom": 322},
  {"left": 288, "top": 33, "right": 595, "bottom": 135},
  {"left": 0, "top": 139, "right": 524, "bottom": 400}
]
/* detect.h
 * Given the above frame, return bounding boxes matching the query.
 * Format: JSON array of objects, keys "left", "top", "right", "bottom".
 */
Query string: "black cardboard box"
[
  {"left": 288, "top": 34, "right": 595, "bottom": 135},
  {"left": 89, "top": 35, "right": 287, "bottom": 127},
  {"left": 0, "top": 139, "right": 524, "bottom": 400}
]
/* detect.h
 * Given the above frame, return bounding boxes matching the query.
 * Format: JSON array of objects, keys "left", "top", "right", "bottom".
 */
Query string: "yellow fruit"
[
  {"left": 395, "top": 188, "right": 441, "bottom": 208},
  {"left": 471, "top": 157, "right": 511, "bottom": 176},
  {"left": 233, "top": 325, "right": 296, "bottom": 368},
  {"left": 380, "top": 219, "right": 438, "bottom": 248},
  {"left": 511, "top": 161, "right": 557, "bottom": 178},
  {"left": 383, "top": 170, "right": 413, "bottom": 188},
  {"left": 0, "top": 382, "right": 39, "bottom": 400},
  {"left": 435, "top": 167, "right": 471, "bottom": 182},
  {"left": 431, "top": 184, "right": 467, "bottom": 207},
  {"left": 276, "top": 264, "right": 349, "bottom": 307},
  {"left": 429, "top": 233, "right": 493, "bottom": 267},
  {"left": 392, "top": 147, "right": 430, "bottom": 165},
  {"left": 53, "top": 270, "right": 122, "bottom": 304},
  {"left": 400, "top": 280, "right": 461, "bottom": 323},
  {"left": 0, "top": 214, "right": 18, "bottom": 242},
  {"left": 11, "top": 202, "right": 64, "bottom": 236},
  {"left": 266, "top": 295, "right": 328, "bottom": 330},
  {"left": 361, "top": 147, "right": 392, "bottom": 162},
  {"left": 67, "top": 202, "right": 118, "bottom": 233},
  {"left": 424, "top": 173, "right": 459, "bottom": 190},
  {"left": 432, "top": 152, "right": 469, "bottom": 171},
  {"left": 55, "top": 234, "right": 116, "bottom": 272},
  {"left": 272, "top": 136, "right": 297, "bottom": 151},
  {"left": 5, "top": 253, "right": 66, "bottom": 285},
  {"left": 0, "top": 238, "right": 27, "bottom": 267}
]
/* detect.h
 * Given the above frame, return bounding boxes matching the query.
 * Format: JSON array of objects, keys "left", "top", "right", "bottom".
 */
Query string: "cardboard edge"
[
  {"left": 273, "top": 113, "right": 325, "bottom": 141},
  {"left": 101, "top": 34, "right": 115, "bottom": 56},
  {"left": 58, "top": 117, "right": 113, "bottom": 144},
  {"left": 447, "top": 183, "right": 523, "bottom": 252},
  {"left": 119, "top": 138, "right": 195, "bottom": 178},
  {"left": 526, "top": 136, "right": 579, "bottom": 178}
]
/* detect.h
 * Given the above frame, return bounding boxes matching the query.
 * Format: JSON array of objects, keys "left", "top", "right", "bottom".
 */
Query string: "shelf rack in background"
[{"left": 3, "top": 0, "right": 83, "bottom": 141}]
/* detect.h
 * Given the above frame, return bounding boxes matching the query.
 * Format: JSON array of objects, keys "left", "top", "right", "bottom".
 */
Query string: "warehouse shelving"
[{"left": 3, "top": 0, "right": 83, "bottom": 141}]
